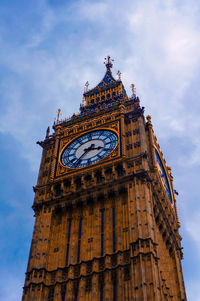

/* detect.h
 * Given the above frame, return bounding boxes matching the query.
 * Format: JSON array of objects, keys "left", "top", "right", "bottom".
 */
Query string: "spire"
[
  {"left": 82, "top": 56, "right": 128, "bottom": 107},
  {"left": 96, "top": 56, "right": 117, "bottom": 88}
]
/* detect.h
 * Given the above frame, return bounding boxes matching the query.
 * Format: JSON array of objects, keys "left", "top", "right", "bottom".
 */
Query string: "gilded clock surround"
[
  {"left": 22, "top": 57, "right": 186, "bottom": 301},
  {"left": 58, "top": 126, "right": 121, "bottom": 173}
]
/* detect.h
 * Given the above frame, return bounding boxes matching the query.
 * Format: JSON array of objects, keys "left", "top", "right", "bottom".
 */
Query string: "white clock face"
[{"left": 61, "top": 130, "right": 118, "bottom": 168}]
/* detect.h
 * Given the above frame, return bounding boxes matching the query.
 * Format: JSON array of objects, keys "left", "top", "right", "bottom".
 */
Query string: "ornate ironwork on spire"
[
  {"left": 53, "top": 57, "right": 144, "bottom": 129},
  {"left": 104, "top": 55, "right": 114, "bottom": 69},
  {"left": 96, "top": 56, "right": 116, "bottom": 88},
  {"left": 81, "top": 56, "right": 128, "bottom": 110}
]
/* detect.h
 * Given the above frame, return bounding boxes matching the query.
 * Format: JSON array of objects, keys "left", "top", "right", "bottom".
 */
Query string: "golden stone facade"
[{"left": 22, "top": 58, "right": 187, "bottom": 300}]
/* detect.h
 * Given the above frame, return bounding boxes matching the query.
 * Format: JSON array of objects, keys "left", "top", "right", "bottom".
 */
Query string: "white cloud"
[
  {"left": 0, "top": 0, "right": 200, "bottom": 171},
  {"left": 186, "top": 213, "right": 200, "bottom": 247},
  {"left": 186, "top": 279, "right": 200, "bottom": 301},
  {"left": 77, "top": 1, "right": 108, "bottom": 21}
]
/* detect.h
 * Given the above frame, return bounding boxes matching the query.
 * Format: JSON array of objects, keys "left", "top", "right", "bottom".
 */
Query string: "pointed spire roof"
[
  {"left": 84, "top": 56, "right": 119, "bottom": 96},
  {"left": 82, "top": 56, "right": 129, "bottom": 109},
  {"left": 97, "top": 56, "right": 117, "bottom": 88}
]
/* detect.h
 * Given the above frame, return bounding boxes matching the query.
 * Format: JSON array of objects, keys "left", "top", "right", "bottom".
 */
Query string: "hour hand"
[
  {"left": 91, "top": 146, "right": 103, "bottom": 150},
  {"left": 75, "top": 147, "right": 91, "bottom": 166}
]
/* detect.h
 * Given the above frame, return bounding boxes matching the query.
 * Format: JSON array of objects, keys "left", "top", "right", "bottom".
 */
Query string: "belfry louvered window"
[
  {"left": 112, "top": 207, "right": 116, "bottom": 252},
  {"left": 113, "top": 283, "right": 117, "bottom": 301},
  {"left": 65, "top": 219, "right": 71, "bottom": 266},
  {"left": 100, "top": 288, "right": 103, "bottom": 301},
  {"left": 77, "top": 217, "right": 82, "bottom": 263},
  {"left": 100, "top": 209, "right": 104, "bottom": 256}
]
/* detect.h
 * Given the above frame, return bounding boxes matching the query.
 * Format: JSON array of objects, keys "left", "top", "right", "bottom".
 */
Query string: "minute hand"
[{"left": 74, "top": 148, "right": 91, "bottom": 166}]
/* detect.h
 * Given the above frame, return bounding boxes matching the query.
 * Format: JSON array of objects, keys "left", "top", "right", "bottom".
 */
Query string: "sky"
[{"left": 0, "top": 0, "right": 200, "bottom": 300}]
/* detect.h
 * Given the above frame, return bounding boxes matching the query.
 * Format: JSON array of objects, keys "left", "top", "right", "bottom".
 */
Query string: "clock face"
[
  {"left": 155, "top": 149, "right": 173, "bottom": 204},
  {"left": 61, "top": 130, "right": 118, "bottom": 168}
]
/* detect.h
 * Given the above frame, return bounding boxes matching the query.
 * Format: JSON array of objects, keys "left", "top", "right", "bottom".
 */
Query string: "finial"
[
  {"left": 56, "top": 108, "right": 62, "bottom": 120},
  {"left": 84, "top": 81, "right": 89, "bottom": 93},
  {"left": 130, "top": 84, "right": 136, "bottom": 97},
  {"left": 146, "top": 115, "right": 152, "bottom": 125},
  {"left": 54, "top": 108, "right": 62, "bottom": 124},
  {"left": 104, "top": 55, "right": 114, "bottom": 69},
  {"left": 117, "top": 70, "right": 121, "bottom": 80},
  {"left": 46, "top": 126, "right": 50, "bottom": 138}
]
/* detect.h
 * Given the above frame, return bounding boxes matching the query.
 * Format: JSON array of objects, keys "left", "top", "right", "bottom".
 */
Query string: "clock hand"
[
  {"left": 74, "top": 146, "right": 93, "bottom": 167},
  {"left": 91, "top": 146, "right": 103, "bottom": 150},
  {"left": 84, "top": 144, "right": 95, "bottom": 152},
  {"left": 75, "top": 144, "right": 103, "bottom": 167},
  {"left": 84, "top": 145, "right": 103, "bottom": 151},
  {"left": 70, "top": 158, "right": 76, "bottom": 163}
]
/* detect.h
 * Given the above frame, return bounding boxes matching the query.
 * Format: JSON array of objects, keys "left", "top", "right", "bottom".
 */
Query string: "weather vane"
[{"left": 130, "top": 84, "right": 136, "bottom": 97}]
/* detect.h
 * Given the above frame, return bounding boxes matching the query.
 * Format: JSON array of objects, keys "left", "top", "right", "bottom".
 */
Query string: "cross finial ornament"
[
  {"left": 56, "top": 108, "right": 62, "bottom": 123},
  {"left": 130, "top": 84, "right": 136, "bottom": 96},
  {"left": 104, "top": 55, "right": 114, "bottom": 68},
  {"left": 117, "top": 70, "right": 121, "bottom": 81},
  {"left": 84, "top": 81, "right": 89, "bottom": 93}
]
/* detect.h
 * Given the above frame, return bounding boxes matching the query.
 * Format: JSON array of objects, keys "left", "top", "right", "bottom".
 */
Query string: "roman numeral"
[
  {"left": 86, "top": 133, "right": 92, "bottom": 140},
  {"left": 87, "top": 159, "right": 91, "bottom": 165}
]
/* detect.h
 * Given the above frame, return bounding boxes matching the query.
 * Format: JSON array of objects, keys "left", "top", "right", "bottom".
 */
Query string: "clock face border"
[
  {"left": 58, "top": 128, "right": 120, "bottom": 170},
  {"left": 154, "top": 147, "right": 173, "bottom": 205}
]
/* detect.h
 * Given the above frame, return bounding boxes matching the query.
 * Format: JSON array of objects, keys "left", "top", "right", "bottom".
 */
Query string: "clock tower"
[{"left": 22, "top": 57, "right": 187, "bottom": 300}]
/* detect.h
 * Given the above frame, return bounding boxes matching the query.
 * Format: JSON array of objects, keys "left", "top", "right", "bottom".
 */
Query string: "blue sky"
[{"left": 0, "top": 0, "right": 200, "bottom": 300}]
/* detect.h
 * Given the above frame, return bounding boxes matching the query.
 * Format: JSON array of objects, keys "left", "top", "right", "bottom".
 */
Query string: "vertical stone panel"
[
  {"left": 66, "top": 281, "right": 73, "bottom": 301},
  {"left": 104, "top": 200, "right": 112, "bottom": 254},
  {"left": 91, "top": 203, "right": 98, "bottom": 258},
  {"left": 116, "top": 195, "right": 123, "bottom": 251},
  {"left": 91, "top": 274, "right": 98, "bottom": 300},
  {"left": 78, "top": 278, "right": 85, "bottom": 301},
  {"left": 69, "top": 212, "right": 79, "bottom": 265},
  {"left": 54, "top": 284, "right": 62, "bottom": 301},
  {"left": 104, "top": 271, "right": 112, "bottom": 301}
]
